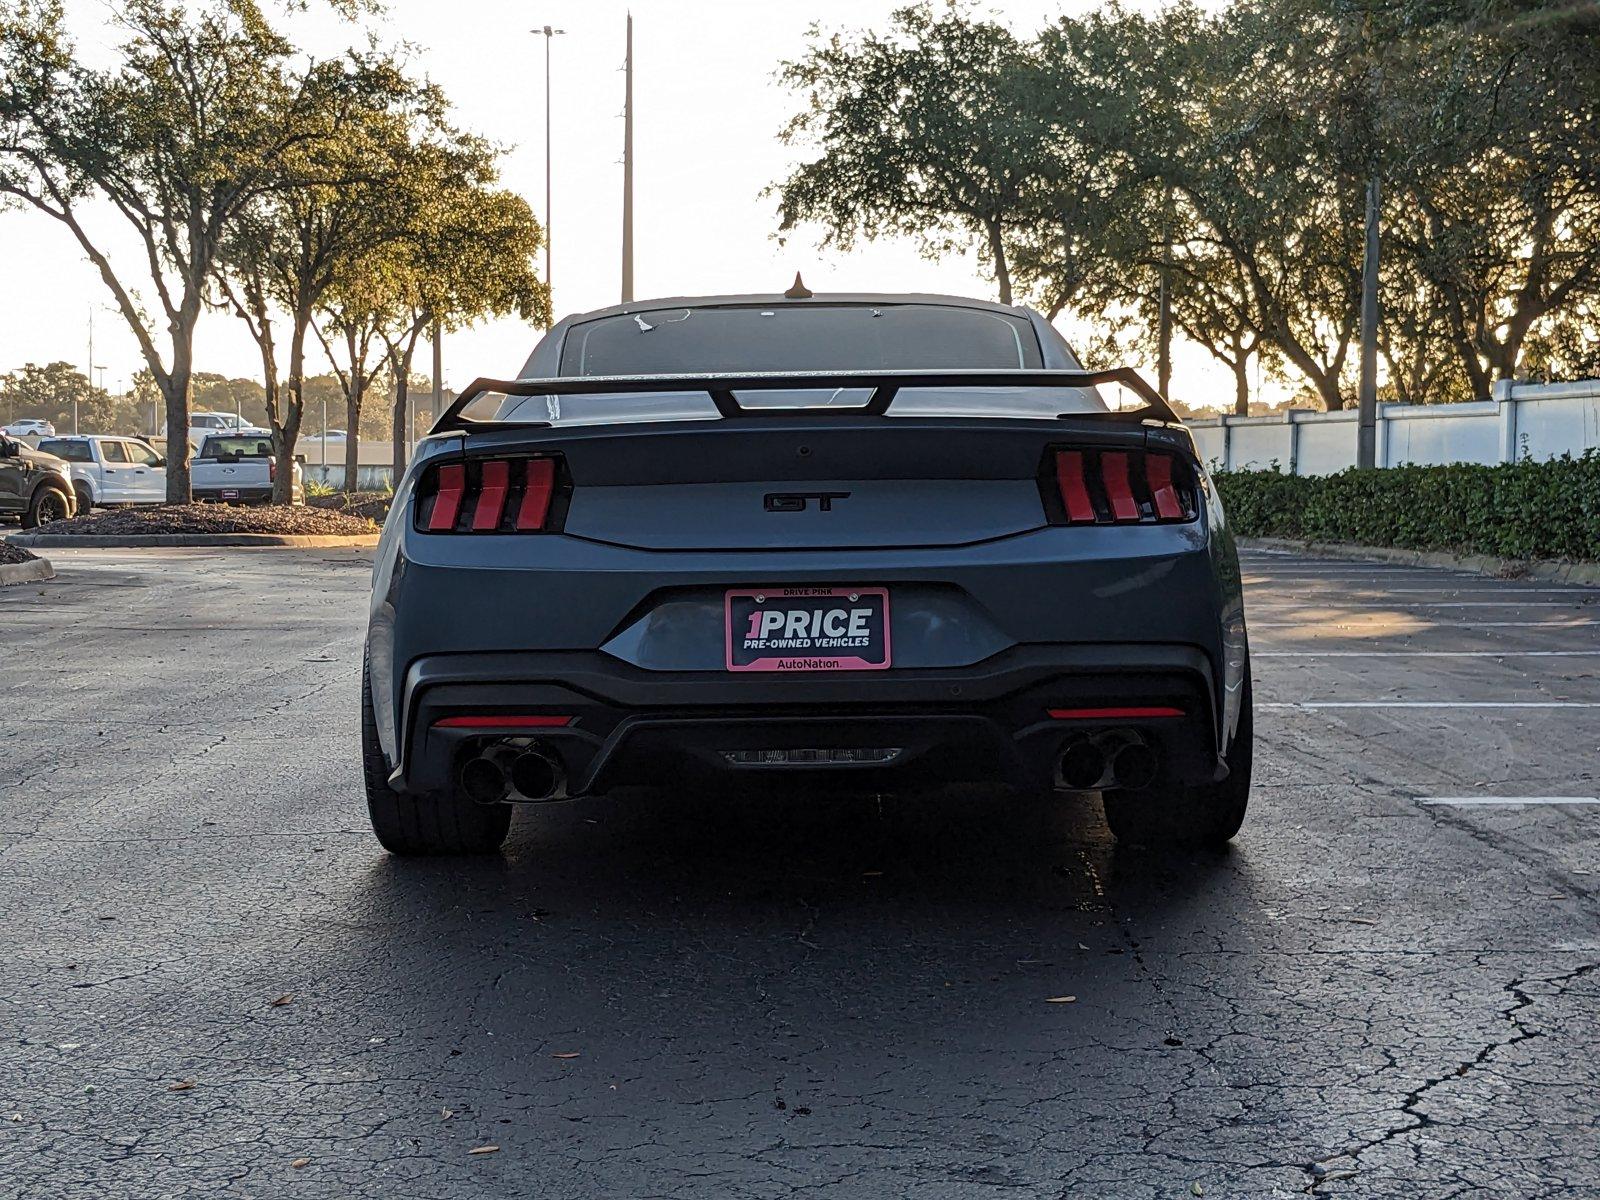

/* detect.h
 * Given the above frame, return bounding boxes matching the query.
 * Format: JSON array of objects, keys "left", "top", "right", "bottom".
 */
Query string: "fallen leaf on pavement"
[
  {"left": 441, "top": 1107, "right": 455, "bottom": 1119},
  {"left": 270, "top": 994, "right": 294, "bottom": 1007},
  {"left": 291, "top": 1158, "right": 310, "bottom": 1169},
  {"left": 1347, "top": 917, "right": 1377, "bottom": 925},
  {"left": 167, "top": 1081, "right": 194, "bottom": 1092},
  {"left": 1045, "top": 996, "right": 1077, "bottom": 1004},
  {"left": 468, "top": 1145, "right": 499, "bottom": 1155},
  {"left": 551, "top": 1052, "right": 581, "bottom": 1059}
]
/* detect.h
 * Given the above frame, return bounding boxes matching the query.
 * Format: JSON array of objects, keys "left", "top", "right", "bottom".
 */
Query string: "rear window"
[
  {"left": 199, "top": 436, "right": 272, "bottom": 458},
  {"left": 558, "top": 303, "right": 1042, "bottom": 376},
  {"left": 38, "top": 439, "right": 91, "bottom": 462},
  {"left": 484, "top": 302, "right": 1113, "bottom": 425}
]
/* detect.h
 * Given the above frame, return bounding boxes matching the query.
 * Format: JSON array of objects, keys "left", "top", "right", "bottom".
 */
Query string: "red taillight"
[
  {"left": 515, "top": 458, "right": 555, "bottom": 530},
  {"left": 268, "top": 458, "right": 277, "bottom": 483},
  {"left": 1047, "top": 449, "right": 1195, "bottom": 526},
  {"left": 419, "top": 456, "right": 561, "bottom": 533}
]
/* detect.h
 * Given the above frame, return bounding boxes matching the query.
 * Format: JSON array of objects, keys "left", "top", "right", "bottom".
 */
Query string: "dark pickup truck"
[{"left": 0, "top": 434, "right": 77, "bottom": 527}]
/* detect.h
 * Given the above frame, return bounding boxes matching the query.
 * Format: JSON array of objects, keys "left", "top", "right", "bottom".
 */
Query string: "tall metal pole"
[
  {"left": 1357, "top": 176, "right": 1381, "bottom": 468},
  {"left": 82, "top": 307, "right": 91, "bottom": 435},
  {"left": 534, "top": 25, "right": 564, "bottom": 320},
  {"left": 620, "top": 12, "right": 634, "bottom": 304},
  {"left": 432, "top": 321, "right": 443, "bottom": 430},
  {"left": 1156, "top": 190, "right": 1173, "bottom": 402}
]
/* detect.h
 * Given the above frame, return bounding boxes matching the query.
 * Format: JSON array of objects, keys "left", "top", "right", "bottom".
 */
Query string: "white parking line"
[
  {"left": 1249, "top": 619, "right": 1600, "bottom": 628},
  {"left": 1250, "top": 601, "right": 1593, "bottom": 608},
  {"left": 1419, "top": 796, "right": 1600, "bottom": 806},
  {"left": 1254, "top": 650, "right": 1600, "bottom": 657},
  {"left": 1261, "top": 701, "right": 1600, "bottom": 709}
]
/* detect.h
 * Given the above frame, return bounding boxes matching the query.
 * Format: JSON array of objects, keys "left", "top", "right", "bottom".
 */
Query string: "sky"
[{"left": 0, "top": 0, "right": 1244, "bottom": 409}]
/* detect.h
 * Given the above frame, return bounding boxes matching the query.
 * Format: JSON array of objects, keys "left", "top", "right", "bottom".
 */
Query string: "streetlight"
[{"left": 533, "top": 24, "right": 566, "bottom": 321}]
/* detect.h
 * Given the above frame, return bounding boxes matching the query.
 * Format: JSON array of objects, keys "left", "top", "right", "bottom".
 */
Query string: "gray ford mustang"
[{"left": 362, "top": 291, "right": 1250, "bottom": 855}]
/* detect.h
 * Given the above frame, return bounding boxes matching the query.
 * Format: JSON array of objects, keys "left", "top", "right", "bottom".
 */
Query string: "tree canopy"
[{"left": 776, "top": 0, "right": 1600, "bottom": 411}]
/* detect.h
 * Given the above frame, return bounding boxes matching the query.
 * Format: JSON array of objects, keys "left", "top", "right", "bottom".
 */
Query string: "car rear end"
[
  {"left": 192, "top": 434, "right": 300, "bottom": 504},
  {"left": 366, "top": 373, "right": 1246, "bottom": 823}
]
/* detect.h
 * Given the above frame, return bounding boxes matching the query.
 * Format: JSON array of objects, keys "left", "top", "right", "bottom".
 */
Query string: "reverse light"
[
  {"left": 418, "top": 456, "right": 563, "bottom": 533},
  {"left": 1046, "top": 449, "right": 1196, "bottom": 525}
]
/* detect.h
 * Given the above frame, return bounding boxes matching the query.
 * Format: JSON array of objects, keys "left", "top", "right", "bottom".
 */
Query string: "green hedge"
[{"left": 1213, "top": 454, "right": 1600, "bottom": 562}]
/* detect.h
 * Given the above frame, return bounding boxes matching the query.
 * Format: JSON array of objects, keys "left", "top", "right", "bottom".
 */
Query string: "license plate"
[
  {"left": 221, "top": 489, "right": 239, "bottom": 500},
  {"left": 725, "top": 586, "right": 891, "bottom": 672}
]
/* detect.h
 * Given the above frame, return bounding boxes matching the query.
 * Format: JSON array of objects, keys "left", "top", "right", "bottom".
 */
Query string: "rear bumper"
[{"left": 390, "top": 643, "right": 1225, "bottom": 797}]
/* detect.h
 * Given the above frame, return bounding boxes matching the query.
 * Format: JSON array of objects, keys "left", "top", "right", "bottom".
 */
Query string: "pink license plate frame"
[{"left": 724, "top": 586, "right": 892, "bottom": 673}]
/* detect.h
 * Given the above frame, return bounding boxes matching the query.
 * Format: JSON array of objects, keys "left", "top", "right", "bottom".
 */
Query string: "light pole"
[
  {"left": 621, "top": 11, "right": 634, "bottom": 304},
  {"left": 533, "top": 24, "right": 565, "bottom": 322}
]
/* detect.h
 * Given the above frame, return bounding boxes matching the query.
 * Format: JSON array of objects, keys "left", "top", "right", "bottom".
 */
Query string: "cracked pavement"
[{"left": 2, "top": 546, "right": 1598, "bottom": 1198}]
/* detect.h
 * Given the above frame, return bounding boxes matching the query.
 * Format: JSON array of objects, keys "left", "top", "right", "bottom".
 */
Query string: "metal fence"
[{"left": 1188, "top": 379, "right": 1600, "bottom": 474}]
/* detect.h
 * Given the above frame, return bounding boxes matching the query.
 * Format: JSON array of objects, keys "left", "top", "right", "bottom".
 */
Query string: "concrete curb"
[
  {"left": 0, "top": 554, "right": 54, "bottom": 585},
  {"left": 5, "top": 532, "right": 380, "bottom": 549},
  {"left": 1240, "top": 537, "right": 1600, "bottom": 586}
]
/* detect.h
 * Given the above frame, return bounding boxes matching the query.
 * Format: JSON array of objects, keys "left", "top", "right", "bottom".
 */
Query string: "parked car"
[
  {"left": 2, "top": 418, "right": 55, "bottom": 438},
  {"left": 0, "top": 433, "right": 77, "bottom": 526},
  {"left": 163, "top": 411, "right": 252, "bottom": 449},
  {"left": 359, "top": 290, "right": 1251, "bottom": 855},
  {"left": 36, "top": 435, "right": 166, "bottom": 510},
  {"left": 192, "top": 432, "right": 301, "bottom": 504}
]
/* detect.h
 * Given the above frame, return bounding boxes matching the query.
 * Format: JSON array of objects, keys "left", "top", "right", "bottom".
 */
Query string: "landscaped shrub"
[{"left": 1214, "top": 453, "right": 1600, "bottom": 561}]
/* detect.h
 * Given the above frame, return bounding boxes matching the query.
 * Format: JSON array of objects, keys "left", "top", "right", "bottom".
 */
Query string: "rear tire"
[
  {"left": 73, "top": 482, "right": 94, "bottom": 513},
  {"left": 362, "top": 652, "right": 511, "bottom": 856},
  {"left": 23, "top": 484, "right": 72, "bottom": 528},
  {"left": 1103, "top": 674, "right": 1252, "bottom": 848}
]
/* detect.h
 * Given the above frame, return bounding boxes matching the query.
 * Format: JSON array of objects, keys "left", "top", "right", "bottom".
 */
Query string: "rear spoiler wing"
[{"left": 430, "top": 368, "right": 1178, "bottom": 435}]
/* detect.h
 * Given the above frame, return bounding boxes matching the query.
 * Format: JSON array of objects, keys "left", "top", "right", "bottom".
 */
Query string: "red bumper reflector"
[
  {"left": 516, "top": 457, "right": 556, "bottom": 530},
  {"left": 471, "top": 459, "right": 511, "bottom": 530},
  {"left": 433, "top": 715, "right": 574, "bottom": 729},
  {"left": 1048, "top": 706, "right": 1185, "bottom": 720},
  {"left": 427, "top": 463, "right": 466, "bottom": 531}
]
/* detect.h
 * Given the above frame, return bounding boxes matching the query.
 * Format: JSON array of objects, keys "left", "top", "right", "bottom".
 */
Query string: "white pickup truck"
[
  {"left": 191, "top": 432, "right": 303, "bottom": 505},
  {"left": 37, "top": 434, "right": 167, "bottom": 509}
]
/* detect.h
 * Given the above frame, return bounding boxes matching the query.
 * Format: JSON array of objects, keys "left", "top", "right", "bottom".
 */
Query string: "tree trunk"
[
  {"left": 1233, "top": 359, "right": 1250, "bottom": 416},
  {"left": 162, "top": 348, "right": 193, "bottom": 504},
  {"left": 274, "top": 309, "right": 312, "bottom": 505},
  {"left": 344, "top": 373, "right": 362, "bottom": 495},
  {"left": 391, "top": 368, "right": 408, "bottom": 485},
  {"left": 985, "top": 219, "right": 1013, "bottom": 306}
]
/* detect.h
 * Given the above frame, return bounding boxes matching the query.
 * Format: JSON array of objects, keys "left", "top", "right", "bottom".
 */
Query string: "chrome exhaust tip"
[
  {"left": 1111, "top": 741, "right": 1159, "bottom": 791},
  {"left": 459, "top": 754, "right": 508, "bottom": 804},
  {"left": 510, "top": 750, "right": 563, "bottom": 801},
  {"left": 1057, "top": 740, "right": 1108, "bottom": 790}
]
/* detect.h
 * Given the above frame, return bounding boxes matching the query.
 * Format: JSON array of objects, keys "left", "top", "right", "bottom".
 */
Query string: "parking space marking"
[
  {"left": 1261, "top": 701, "right": 1600, "bottom": 709},
  {"left": 1249, "top": 601, "right": 1595, "bottom": 608},
  {"left": 1254, "top": 650, "right": 1600, "bottom": 657},
  {"left": 1418, "top": 796, "right": 1600, "bottom": 806},
  {"left": 1249, "top": 619, "right": 1600, "bottom": 628}
]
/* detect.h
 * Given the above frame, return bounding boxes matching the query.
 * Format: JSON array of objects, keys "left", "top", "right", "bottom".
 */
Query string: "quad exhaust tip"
[
  {"left": 1056, "top": 736, "right": 1161, "bottom": 791},
  {"left": 460, "top": 744, "right": 565, "bottom": 804}
]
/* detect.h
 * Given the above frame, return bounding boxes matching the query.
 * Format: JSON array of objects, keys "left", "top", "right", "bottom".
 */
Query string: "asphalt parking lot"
[{"left": 2, "top": 546, "right": 1597, "bottom": 1199}]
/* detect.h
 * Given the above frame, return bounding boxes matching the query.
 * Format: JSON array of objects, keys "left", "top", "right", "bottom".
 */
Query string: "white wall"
[{"left": 1187, "top": 379, "right": 1600, "bottom": 474}]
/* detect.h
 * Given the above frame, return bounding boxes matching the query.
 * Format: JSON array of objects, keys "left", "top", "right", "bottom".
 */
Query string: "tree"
[
  {"left": 376, "top": 182, "right": 546, "bottom": 481},
  {"left": 0, "top": 360, "right": 111, "bottom": 431},
  {"left": 775, "top": 3, "right": 1055, "bottom": 304},
  {"left": 0, "top": 0, "right": 348, "bottom": 501}
]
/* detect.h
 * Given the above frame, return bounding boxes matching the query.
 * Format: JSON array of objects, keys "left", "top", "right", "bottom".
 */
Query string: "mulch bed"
[
  {"left": 307, "top": 491, "right": 393, "bottom": 523},
  {"left": 0, "top": 542, "right": 38, "bottom": 565},
  {"left": 35, "top": 504, "right": 378, "bottom": 537}
]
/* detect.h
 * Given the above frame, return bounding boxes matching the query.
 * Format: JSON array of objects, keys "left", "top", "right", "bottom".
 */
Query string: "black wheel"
[
  {"left": 72, "top": 482, "right": 94, "bottom": 514},
  {"left": 1103, "top": 674, "right": 1253, "bottom": 848},
  {"left": 23, "top": 485, "right": 72, "bottom": 528},
  {"left": 361, "top": 651, "right": 510, "bottom": 856}
]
